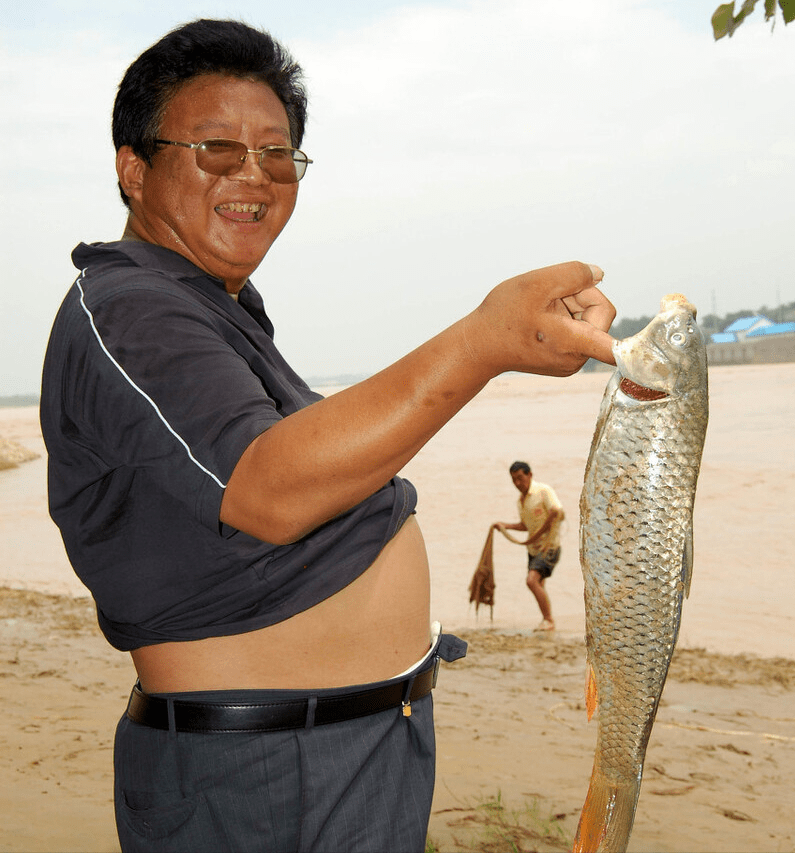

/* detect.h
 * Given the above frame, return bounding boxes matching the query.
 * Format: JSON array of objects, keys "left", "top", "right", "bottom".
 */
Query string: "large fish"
[{"left": 573, "top": 294, "right": 709, "bottom": 853}]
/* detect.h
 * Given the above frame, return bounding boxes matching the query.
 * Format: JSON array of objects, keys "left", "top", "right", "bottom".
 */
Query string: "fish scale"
[{"left": 573, "top": 294, "right": 708, "bottom": 853}]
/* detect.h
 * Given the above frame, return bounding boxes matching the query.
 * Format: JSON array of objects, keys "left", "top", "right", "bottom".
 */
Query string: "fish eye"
[{"left": 670, "top": 332, "right": 686, "bottom": 347}]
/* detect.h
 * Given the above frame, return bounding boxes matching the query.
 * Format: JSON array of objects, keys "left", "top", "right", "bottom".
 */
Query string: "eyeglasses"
[{"left": 154, "top": 138, "right": 312, "bottom": 183}]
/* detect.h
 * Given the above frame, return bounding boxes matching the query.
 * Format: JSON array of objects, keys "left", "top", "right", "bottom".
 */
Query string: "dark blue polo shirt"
[{"left": 40, "top": 240, "right": 416, "bottom": 651}]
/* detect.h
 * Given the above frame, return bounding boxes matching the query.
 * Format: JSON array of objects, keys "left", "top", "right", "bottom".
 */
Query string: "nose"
[{"left": 229, "top": 151, "right": 273, "bottom": 185}]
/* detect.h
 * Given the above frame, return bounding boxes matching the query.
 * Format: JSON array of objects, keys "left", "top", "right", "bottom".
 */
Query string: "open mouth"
[
  {"left": 215, "top": 202, "right": 264, "bottom": 222},
  {"left": 619, "top": 377, "right": 668, "bottom": 401}
]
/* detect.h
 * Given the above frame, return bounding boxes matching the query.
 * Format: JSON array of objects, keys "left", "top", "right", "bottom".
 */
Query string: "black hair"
[
  {"left": 112, "top": 19, "right": 308, "bottom": 207},
  {"left": 509, "top": 461, "right": 531, "bottom": 475}
]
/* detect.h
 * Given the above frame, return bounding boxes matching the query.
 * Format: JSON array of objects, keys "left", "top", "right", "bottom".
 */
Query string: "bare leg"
[{"left": 526, "top": 569, "right": 554, "bottom": 628}]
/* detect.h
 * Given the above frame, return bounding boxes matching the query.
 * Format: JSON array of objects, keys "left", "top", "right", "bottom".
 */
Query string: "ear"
[{"left": 116, "top": 146, "right": 147, "bottom": 203}]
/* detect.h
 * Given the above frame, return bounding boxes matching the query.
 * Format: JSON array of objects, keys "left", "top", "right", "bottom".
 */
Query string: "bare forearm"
[
  {"left": 221, "top": 261, "right": 614, "bottom": 544},
  {"left": 495, "top": 522, "right": 527, "bottom": 531}
]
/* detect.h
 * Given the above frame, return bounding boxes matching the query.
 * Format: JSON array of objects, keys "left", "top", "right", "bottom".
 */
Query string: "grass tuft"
[{"left": 427, "top": 790, "right": 573, "bottom": 852}]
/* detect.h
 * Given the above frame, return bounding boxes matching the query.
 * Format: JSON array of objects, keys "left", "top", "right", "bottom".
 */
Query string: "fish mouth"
[
  {"left": 613, "top": 337, "right": 673, "bottom": 402},
  {"left": 618, "top": 377, "right": 668, "bottom": 401}
]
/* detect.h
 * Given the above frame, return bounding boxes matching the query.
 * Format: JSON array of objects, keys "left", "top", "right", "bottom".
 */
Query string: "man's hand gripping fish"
[{"left": 573, "top": 294, "right": 709, "bottom": 853}]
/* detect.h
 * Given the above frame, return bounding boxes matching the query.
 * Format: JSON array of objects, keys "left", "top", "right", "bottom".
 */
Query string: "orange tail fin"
[{"left": 572, "top": 767, "right": 641, "bottom": 853}]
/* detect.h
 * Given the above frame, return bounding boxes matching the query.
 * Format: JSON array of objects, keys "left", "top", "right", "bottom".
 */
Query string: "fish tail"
[{"left": 572, "top": 767, "right": 640, "bottom": 853}]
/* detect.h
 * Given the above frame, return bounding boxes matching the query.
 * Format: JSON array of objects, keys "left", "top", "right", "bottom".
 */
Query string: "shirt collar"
[
  {"left": 72, "top": 239, "right": 233, "bottom": 291},
  {"left": 71, "top": 239, "right": 274, "bottom": 338}
]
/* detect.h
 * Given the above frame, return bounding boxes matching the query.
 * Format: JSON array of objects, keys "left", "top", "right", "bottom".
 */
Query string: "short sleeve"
[{"left": 64, "top": 277, "right": 282, "bottom": 529}]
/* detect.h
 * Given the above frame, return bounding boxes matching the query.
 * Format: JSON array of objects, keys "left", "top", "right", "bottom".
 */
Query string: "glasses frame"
[{"left": 153, "top": 138, "right": 313, "bottom": 183}]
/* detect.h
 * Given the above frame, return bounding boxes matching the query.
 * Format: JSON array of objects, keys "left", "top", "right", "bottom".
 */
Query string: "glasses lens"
[
  {"left": 291, "top": 151, "right": 309, "bottom": 182},
  {"left": 262, "top": 148, "right": 308, "bottom": 184},
  {"left": 195, "top": 139, "right": 248, "bottom": 176}
]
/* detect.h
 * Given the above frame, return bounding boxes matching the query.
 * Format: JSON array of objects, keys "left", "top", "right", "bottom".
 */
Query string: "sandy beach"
[{"left": 1, "top": 362, "right": 793, "bottom": 852}]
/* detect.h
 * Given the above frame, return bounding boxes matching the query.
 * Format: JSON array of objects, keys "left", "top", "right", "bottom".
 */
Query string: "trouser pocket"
[
  {"left": 114, "top": 714, "right": 199, "bottom": 849},
  {"left": 116, "top": 787, "right": 197, "bottom": 842}
]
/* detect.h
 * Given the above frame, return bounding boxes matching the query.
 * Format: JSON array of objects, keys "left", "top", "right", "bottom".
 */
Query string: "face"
[
  {"left": 511, "top": 469, "right": 532, "bottom": 495},
  {"left": 117, "top": 74, "right": 299, "bottom": 292}
]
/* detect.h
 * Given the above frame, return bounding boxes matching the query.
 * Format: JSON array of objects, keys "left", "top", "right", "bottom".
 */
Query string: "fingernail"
[{"left": 589, "top": 264, "right": 604, "bottom": 282}]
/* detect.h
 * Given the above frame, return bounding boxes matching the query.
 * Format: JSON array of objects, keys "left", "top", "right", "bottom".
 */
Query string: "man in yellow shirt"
[{"left": 494, "top": 461, "right": 564, "bottom": 631}]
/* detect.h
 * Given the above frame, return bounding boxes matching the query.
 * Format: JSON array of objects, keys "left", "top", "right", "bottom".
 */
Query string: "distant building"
[
  {"left": 721, "top": 315, "right": 774, "bottom": 340},
  {"left": 707, "top": 314, "right": 795, "bottom": 365},
  {"left": 747, "top": 321, "right": 795, "bottom": 339}
]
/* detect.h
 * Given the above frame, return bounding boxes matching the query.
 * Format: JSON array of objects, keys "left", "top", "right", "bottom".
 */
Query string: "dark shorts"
[
  {"left": 114, "top": 633, "right": 465, "bottom": 853},
  {"left": 527, "top": 547, "right": 561, "bottom": 580}
]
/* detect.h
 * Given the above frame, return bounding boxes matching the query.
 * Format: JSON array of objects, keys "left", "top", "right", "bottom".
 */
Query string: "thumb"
[
  {"left": 549, "top": 315, "right": 615, "bottom": 366},
  {"left": 575, "top": 325, "right": 616, "bottom": 366}
]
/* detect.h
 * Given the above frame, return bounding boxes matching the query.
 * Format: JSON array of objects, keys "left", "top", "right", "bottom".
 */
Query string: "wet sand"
[{"left": 1, "top": 362, "right": 793, "bottom": 851}]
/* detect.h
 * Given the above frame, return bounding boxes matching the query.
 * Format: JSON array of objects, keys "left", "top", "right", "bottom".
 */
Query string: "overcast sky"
[{"left": 2, "top": 0, "right": 793, "bottom": 394}]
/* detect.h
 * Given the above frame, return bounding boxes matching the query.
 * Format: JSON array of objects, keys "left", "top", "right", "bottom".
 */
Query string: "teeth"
[{"left": 216, "top": 202, "right": 263, "bottom": 213}]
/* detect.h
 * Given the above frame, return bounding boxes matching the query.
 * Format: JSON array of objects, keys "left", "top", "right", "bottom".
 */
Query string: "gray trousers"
[{"left": 113, "top": 633, "right": 467, "bottom": 852}]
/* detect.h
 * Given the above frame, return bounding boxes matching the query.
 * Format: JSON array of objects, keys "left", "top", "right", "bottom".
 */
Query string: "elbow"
[
  {"left": 262, "top": 514, "right": 318, "bottom": 546},
  {"left": 237, "top": 510, "right": 320, "bottom": 546},
  {"left": 220, "top": 494, "right": 321, "bottom": 546}
]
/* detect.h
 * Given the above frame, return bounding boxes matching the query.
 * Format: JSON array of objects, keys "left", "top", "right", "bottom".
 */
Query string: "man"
[
  {"left": 494, "top": 461, "right": 564, "bottom": 631},
  {"left": 40, "top": 19, "right": 615, "bottom": 853}
]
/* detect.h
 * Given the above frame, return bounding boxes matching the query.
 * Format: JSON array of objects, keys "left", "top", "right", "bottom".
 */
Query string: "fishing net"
[
  {"left": 468, "top": 527, "right": 496, "bottom": 620},
  {"left": 468, "top": 525, "right": 532, "bottom": 620}
]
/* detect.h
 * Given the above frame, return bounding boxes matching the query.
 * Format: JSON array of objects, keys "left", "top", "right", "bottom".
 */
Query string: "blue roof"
[
  {"left": 746, "top": 321, "right": 795, "bottom": 338},
  {"left": 724, "top": 315, "right": 772, "bottom": 333},
  {"left": 710, "top": 332, "right": 736, "bottom": 344}
]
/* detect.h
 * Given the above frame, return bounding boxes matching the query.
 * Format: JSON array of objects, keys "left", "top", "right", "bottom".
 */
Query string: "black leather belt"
[{"left": 126, "top": 660, "right": 439, "bottom": 733}]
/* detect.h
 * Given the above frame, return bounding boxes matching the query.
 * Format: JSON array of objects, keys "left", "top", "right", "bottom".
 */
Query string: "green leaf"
[
  {"left": 712, "top": 2, "right": 737, "bottom": 38},
  {"left": 713, "top": 0, "right": 793, "bottom": 36},
  {"left": 736, "top": 0, "right": 760, "bottom": 23}
]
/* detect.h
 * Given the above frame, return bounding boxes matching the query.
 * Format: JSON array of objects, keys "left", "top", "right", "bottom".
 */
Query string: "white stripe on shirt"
[{"left": 75, "top": 270, "right": 227, "bottom": 489}]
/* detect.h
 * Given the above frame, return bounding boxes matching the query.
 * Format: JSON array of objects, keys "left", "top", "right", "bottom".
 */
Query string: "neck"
[
  {"left": 121, "top": 215, "right": 245, "bottom": 297},
  {"left": 121, "top": 218, "right": 148, "bottom": 243}
]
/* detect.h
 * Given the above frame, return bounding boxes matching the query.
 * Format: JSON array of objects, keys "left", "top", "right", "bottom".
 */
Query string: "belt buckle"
[{"left": 432, "top": 655, "right": 441, "bottom": 688}]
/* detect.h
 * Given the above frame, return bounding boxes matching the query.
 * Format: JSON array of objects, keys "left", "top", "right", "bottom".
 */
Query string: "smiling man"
[
  {"left": 117, "top": 74, "right": 299, "bottom": 292},
  {"left": 40, "top": 18, "right": 615, "bottom": 853}
]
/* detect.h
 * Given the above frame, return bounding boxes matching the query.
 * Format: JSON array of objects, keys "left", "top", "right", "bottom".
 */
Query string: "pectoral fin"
[{"left": 683, "top": 526, "right": 694, "bottom": 599}]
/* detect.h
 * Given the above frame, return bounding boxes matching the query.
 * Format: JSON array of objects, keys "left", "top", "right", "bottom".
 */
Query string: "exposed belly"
[{"left": 131, "top": 515, "right": 432, "bottom": 693}]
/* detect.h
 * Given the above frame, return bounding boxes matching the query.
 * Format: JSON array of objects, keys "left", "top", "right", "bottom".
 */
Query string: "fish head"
[{"left": 612, "top": 293, "right": 707, "bottom": 400}]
